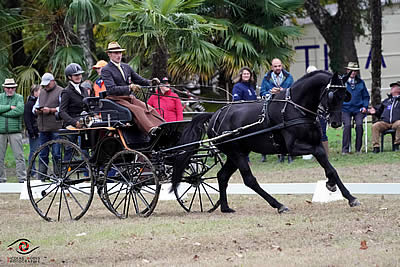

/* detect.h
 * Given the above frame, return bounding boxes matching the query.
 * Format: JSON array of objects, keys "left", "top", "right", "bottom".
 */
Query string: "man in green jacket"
[{"left": 0, "top": 78, "right": 26, "bottom": 183}]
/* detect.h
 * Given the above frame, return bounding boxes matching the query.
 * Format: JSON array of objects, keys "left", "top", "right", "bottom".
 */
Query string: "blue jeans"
[
  {"left": 28, "top": 136, "right": 41, "bottom": 172},
  {"left": 38, "top": 132, "right": 60, "bottom": 180},
  {"left": 319, "top": 117, "right": 328, "bottom": 142}
]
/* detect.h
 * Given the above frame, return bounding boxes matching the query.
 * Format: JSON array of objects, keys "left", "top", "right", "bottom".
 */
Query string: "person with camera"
[
  {"left": 34, "top": 72, "right": 63, "bottom": 181},
  {"left": 369, "top": 81, "right": 400, "bottom": 153}
]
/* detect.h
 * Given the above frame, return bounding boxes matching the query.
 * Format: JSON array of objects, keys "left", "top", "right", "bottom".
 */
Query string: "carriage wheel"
[
  {"left": 174, "top": 147, "right": 223, "bottom": 212},
  {"left": 27, "top": 139, "right": 94, "bottom": 222},
  {"left": 100, "top": 150, "right": 160, "bottom": 218}
]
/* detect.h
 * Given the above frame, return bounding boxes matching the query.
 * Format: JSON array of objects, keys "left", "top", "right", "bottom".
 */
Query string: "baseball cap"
[
  {"left": 162, "top": 77, "right": 169, "bottom": 84},
  {"left": 40, "top": 73, "right": 55, "bottom": 86},
  {"left": 92, "top": 60, "right": 108, "bottom": 69}
]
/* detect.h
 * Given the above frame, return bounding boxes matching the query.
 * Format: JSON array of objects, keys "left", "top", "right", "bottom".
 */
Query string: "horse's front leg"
[
  {"left": 287, "top": 136, "right": 337, "bottom": 193},
  {"left": 233, "top": 154, "right": 289, "bottom": 213},
  {"left": 313, "top": 143, "right": 360, "bottom": 207}
]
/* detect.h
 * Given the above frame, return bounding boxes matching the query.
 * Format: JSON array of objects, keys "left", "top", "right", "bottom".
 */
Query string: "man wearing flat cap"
[
  {"left": 369, "top": 81, "right": 400, "bottom": 153},
  {"left": 102, "top": 41, "right": 160, "bottom": 95},
  {"left": 102, "top": 41, "right": 164, "bottom": 134},
  {"left": 341, "top": 62, "right": 370, "bottom": 154},
  {"left": 0, "top": 78, "right": 26, "bottom": 183}
]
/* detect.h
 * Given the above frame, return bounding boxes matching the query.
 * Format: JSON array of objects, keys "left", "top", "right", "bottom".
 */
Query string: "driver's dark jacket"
[
  {"left": 373, "top": 95, "right": 400, "bottom": 123},
  {"left": 102, "top": 62, "right": 150, "bottom": 96},
  {"left": 59, "top": 82, "right": 88, "bottom": 127}
]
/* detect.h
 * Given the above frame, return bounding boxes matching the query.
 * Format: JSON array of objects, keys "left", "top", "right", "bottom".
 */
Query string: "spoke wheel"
[
  {"left": 27, "top": 139, "right": 94, "bottom": 222},
  {"left": 174, "top": 147, "right": 223, "bottom": 212},
  {"left": 100, "top": 150, "right": 160, "bottom": 218}
]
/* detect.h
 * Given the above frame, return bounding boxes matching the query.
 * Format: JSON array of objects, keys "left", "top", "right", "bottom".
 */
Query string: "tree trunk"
[
  {"left": 304, "top": 0, "right": 360, "bottom": 72},
  {"left": 152, "top": 44, "right": 168, "bottom": 79},
  {"left": 5, "top": 0, "right": 27, "bottom": 67},
  {"left": 370, "top": 0, "right": 382, "bottom": 108},
  {"left": 78, "top": 23, "right": 94, "bottom": 70}
]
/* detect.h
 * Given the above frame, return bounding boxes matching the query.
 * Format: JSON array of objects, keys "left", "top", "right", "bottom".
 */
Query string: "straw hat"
[
  {"left": 92, "top": 60, "right": 108, "bottom": 69},
  {"left": 2, "top": 78, "right": 18, "bottom": 88},
  {"left": 345, "top": 62, "right": 360, "bottom": 71},
  {"left": 106, "top": 42, "right": 126, "bottom": 52}
]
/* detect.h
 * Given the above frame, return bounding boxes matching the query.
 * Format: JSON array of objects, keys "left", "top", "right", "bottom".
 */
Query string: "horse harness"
[{"left": 208, "top": 77, "right": 346, "bottom": 147}]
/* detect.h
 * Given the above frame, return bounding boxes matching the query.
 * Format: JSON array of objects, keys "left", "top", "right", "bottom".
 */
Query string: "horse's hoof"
[
  {"left": 349, "top": 198, "right": 361, "bottom": 207},
  {"left": 326, "top": 183, "right": 337, "bottom": 192},
  {"left": 278, "top": 205, "right": 289, "bottom": 214},
  {"left": 221, "top": 207, "right": 236, "bottom": 213}
]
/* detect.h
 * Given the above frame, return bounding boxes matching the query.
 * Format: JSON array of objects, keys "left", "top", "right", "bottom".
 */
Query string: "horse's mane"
[
  {"left": 294, "top": 70, "right": 332, "bottom": 84},
  {"left": 289, "top": 70, "right": 332, "bottom": 91}
]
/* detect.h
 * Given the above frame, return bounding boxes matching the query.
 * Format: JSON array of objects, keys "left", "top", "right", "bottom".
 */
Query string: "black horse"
[{"left": 171, "top": 70, "right": 360, "bottom": 213}]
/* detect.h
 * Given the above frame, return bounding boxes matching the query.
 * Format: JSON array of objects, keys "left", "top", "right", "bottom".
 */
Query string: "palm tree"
[
  {"left": 106, "top": 0, "right": 224, "bottom": 80},
  {"left": 201, "top": 0, "right": 303, "bottom": 79},
  {"left": 1, "top": 0, "right": 106, "bottom": 97}
]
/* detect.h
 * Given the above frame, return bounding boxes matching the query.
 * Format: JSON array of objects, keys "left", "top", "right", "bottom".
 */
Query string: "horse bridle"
[{"left": 318, "top": 77, "right": 347, "bottom": 118}]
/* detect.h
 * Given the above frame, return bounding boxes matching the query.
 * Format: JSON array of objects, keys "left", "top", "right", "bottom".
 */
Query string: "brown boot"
[{"left": 322, "top": 141, "right": 329, "bottom": 157}]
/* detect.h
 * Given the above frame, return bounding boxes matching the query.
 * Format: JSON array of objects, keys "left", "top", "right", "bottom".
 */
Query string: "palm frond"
[
  {"left": 67, "top": 0, "right": 106, "bottom": 25},
  {"left": 13, "top": 66, "right": 41, "bottom": 98},
  {"left": 169, "top": 39, "right": 223, "bottom": 80},
  {"left": 41, "top": 0, "right": 68, "bottom": 10},
  {"left": 224, "top": 33, "right": 258, "bottom": 57},
  {"left": 51, "top": 45, "right": 86, "bottom": 80}
]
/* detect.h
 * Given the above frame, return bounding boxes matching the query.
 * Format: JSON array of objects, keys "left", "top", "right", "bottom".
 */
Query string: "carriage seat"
[{"left": 83, "top": 97, "right": 133, "bottom": 127}]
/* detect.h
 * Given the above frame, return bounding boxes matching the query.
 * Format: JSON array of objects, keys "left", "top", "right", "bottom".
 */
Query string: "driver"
[{"left": 102, "top": 42, "right": 164, "bottom": 134}]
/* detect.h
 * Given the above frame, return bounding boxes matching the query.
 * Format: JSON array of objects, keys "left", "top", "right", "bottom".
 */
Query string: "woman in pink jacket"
[{"left": 147, "top": 77, "right": 183, "bottom": 122}]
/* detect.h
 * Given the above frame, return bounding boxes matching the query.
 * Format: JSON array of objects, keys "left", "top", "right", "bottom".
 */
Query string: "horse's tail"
[{"left": 170, "top": 113, "right": 213, "bottom": 192}]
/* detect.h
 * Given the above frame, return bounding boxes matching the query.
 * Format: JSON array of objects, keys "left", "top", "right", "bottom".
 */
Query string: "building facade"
[{"left": 290, "top": 2, "right": 400, "bottom": 97}]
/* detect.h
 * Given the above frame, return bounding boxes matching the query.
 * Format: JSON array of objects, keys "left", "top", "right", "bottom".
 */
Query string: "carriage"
[
  {"left": 27, "top": 70, "right": 361, "bottom": 221},
  {"left": 26, "top": 94, "right": 222, "bottom": 221}
]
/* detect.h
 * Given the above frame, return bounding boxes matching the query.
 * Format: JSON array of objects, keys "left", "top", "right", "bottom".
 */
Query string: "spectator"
[
  {"left": 147, "top": 77, "right": 183, "bottom": 122},
  {"left": 102, "top": 41, "right": 164, "bottom": 134},
  {"left": 34, "top": 73, "right": 63, "bottom": 181},
  {"left": 260, "top": 58, "right": 294, "bottom": 163},
  {"left": 0, "top": 78, "right": 26, "bottom": 183},
  {"left": 231, "top": 67, "right": 261, "bottom": 162},
  {"left": 24, "top": 84, "right": 40, "bottom": 174},
  {"left": 341, "top": 62, "right": 370, "bottom": 154},
  {"left": 92, "top": 60, "right": 107, "bottom": 97},
  {"left": 260, "top": 58, "right": 294, "bottom": 97},
  {"left": 369, "top": 81, "right": 400, "bottom": 153},
  {"left": 81, "top": 80, "right": 94, "bottom": 97},
  {"left": 232, "top": 67, "right": 257, "bottom": 101}
]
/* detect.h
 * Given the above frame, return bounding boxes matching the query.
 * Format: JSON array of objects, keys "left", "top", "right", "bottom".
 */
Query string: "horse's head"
[{"left": 320, "top": 72, "right": 352, "bottom": 128}]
